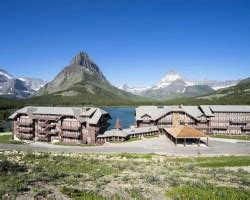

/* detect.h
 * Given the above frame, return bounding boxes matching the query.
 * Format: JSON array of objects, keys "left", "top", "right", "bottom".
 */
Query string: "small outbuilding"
[
  {"left": 97, "top": 118, "right": 159, "bottom": 143},
  {"left": 163, "top": 125, "right": 209, "bottom": 146}
]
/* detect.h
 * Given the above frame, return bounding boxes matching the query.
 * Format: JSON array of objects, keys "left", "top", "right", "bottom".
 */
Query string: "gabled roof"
[
  {"left": 164, "top": 126, "right": 206, "bottom": 138},
  {"left": 182, "top": 106, "right": 203, "bottom": 120},
  {"left": 136, "top": 105, "right": 202, "bottom": 121},
  {"left": 98, "top": 126, "right": 159, "bottom": 138},
  {"left": 9, "top": 106, "right": 110, "bottom": 125},
  {"left": 97, "top": 129, "right": 128, "bottom": 138},
  {"left": 141, "top": 114, "right": 152, "bottom": 118},
  {"left": 123, "top": 126, "right": 159, "bottom": 135},
  {"left": 136, "top": 106, "right": 171, "bottom": 121},
  {"left": 199, "top": 105, "right": 214, "bottom": 117}
]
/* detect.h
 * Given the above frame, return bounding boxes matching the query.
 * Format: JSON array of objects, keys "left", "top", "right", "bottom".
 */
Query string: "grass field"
[
  {"left": 210, "top": 134, "right": 250, "bottom": 141},
  {"left": 0, "top": 134, "right": 24, "bottom": 144},
  {"left": 0, "top": 151, "right": 249, "bottom": 199}
]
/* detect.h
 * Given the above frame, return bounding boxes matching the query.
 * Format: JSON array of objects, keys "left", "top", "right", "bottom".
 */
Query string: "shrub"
[
  {"left": 165, "top": 184, "right": 250, "bottom": 200},
  {"left": 60, "top": 186, "right": 106, "bottom": 200}
]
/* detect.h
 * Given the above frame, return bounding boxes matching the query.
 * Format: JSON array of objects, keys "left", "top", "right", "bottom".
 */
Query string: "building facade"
[
  {"left": 9, "top": 106, "right": 111, "bottom": 144},
  {"left": 97, "top": 118, "right": 159, "bottom": 143},
  {"left": 135, "top": 105, "right": 250, "bottom": 135}
]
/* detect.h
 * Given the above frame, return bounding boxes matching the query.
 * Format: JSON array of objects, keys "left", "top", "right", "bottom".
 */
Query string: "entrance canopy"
[{"left": 164, "top": 126, "right": 207, "bottom": 139}]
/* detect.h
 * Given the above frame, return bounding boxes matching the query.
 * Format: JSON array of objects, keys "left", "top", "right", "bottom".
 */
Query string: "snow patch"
[
  {"left": 182, "top": 87, "right": 186, "bottom": 93},
  {"left": 18, "top": 78, "right": 26, "bottom": 81},
  {"left": 0, "top": 71, "right": 12, "bottom": 79},
  {"left": 212, "top": 84, "right": 236, "bottom": 90}
]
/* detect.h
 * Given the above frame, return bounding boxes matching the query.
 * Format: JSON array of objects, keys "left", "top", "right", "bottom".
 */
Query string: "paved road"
[{"left": 0, "top": 136, "right": 249, "bottom": 156}]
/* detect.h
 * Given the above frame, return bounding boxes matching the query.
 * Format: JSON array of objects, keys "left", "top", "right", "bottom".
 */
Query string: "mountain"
[
  {"left": 121, "top": 70, "right": 241, "bottom": 100},
  {"left": 139, "top": 70, "right": 214, "bottom": 99},
  {"left": 195, "top": 77, "right": 250, "bottom": 104},
  {"left": 184, "top": 79, "right": 241, "bottom": 90},
  {"left": 37, "top": 51, "right": 143, "bottom": 103},
  {"left": 0, "top": 69, "right": 47, "bottom": 98},
  {"left": 120, "top": 84, "right": 150, "bottom": 95},
  {"left": 0, "top": 69, "right": 30, "bottom": 98},
  {"left": 18, "top": 77, "right": 47, "bottom": 91}
]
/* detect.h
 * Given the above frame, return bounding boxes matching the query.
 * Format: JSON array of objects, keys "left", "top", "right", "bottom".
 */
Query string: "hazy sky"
[{"left": 0, "top": 0, "right": 249, "bottom": 87}]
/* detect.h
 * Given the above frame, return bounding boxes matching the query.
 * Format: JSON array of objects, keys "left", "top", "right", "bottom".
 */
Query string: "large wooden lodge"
[
  {"left": 9, "top": 105, "right": 250, "bottom": 145},
  {"left": 9, "top": 106, "right": 111, "bottom": 144},
  {"left": 135, "top": 105, "right": 250, "bottom": 135}
]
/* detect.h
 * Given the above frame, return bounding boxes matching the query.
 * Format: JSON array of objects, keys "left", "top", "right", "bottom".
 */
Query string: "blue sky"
[{"left": 0, "top": 0, "right": 249, "bottom": 87}]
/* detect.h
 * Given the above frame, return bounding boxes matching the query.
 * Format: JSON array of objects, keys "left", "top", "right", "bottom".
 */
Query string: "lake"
[{"left": 102, "top": 107, "right": 135, "bottom": 130}]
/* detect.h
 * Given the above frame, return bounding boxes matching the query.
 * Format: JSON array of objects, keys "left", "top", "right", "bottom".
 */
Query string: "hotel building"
[
  {"left": 9, "top": 106, "right": 111, "bottom": 144},
  {"left": 135, "top": 105, "right": 250, "bottom": 135}
]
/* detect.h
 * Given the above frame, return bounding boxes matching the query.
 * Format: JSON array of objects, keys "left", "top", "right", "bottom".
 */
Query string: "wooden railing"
[
  {"left": 17, "top": 121, "right": 33, "bottom": 126},
  {"left": 37, "top": 130, "right": 59, "bottom": 135},
  {"left": 17, "top": 128, "right": 33, "bottom": 133},
  {"left": 230, "top": 120, "right": 247, "bottom": 124},
  {"left": 242, "top": 126, "right": 250, "bottom": 130},
  {"left": 61, "top": 126, "right": 80, "bottom": 131},
  {"left": 61, "top": 132, "right": 81, "bottom": 139}
]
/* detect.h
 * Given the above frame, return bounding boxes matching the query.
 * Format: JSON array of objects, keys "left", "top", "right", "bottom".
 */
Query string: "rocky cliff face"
[
  {"left": 0, "top": 69, "right": 30, "bottom": 98},
  {"left": 19, "top": 78, "right": 47, "bottom": 91},
  {"left": 39, "top": 52, "right": 111, "bottom": 94},
  {"left": 0, "top": 69, "right": 47, "bottom": 98},
  {"left": 38, "top": 51, "right": 141, "bottom": 101}
]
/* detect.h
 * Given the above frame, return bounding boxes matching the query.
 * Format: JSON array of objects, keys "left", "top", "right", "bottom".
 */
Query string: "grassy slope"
[{"left": 1, "top": 151, "right": 249, "bottom": 199}]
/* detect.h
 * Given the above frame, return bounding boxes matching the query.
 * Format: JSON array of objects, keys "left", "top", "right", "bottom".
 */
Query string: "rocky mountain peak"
[{"left": 70, "top": 51, "right": 95, "bottom": 66}]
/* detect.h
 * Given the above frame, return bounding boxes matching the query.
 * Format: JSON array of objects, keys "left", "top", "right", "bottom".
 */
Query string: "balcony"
[
  {"left": 47, "top": 124, "right": 56, "bottom": 128},
  {"left": 37, "top": 130, "right": 47, "bottom": 134},
  {"left": 17, "top": 128, "right": 33, "bottom": 133},
  {"left": 62, "top": 132, "right": 81, "bottom": 139},
  {"left": 38, "top": 123, "right": 47, "bottom": 128},
  {"left": 37, "top": 130, "right": 59, "bottom": 135},
  {"left": 210, "top": 126, "right": 228, "bottom": 130},
  {"left": 242, "top": 126, "right": 250, "bottom": 131},
  {"left": 230, "top": 120, "right": 247, "bottom": 124},
  {"left": 17, "top": 121, "right": 33, "bottom": 126},
  {"left": 16, "top": 133, "right": 33, "bottom": 140},
  {"left": 61, "top": 125, "right": 80, "bottom": 131}
]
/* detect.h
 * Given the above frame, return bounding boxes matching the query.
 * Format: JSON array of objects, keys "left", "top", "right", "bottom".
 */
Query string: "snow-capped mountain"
[
  {"left": 183, "top": 79, "right": 240, "bottom": 90},
  {"left": 0, "top": 68, "right": 47, "bottom": 98},
  {"left": 154, "top": 70, "right": 184, "bottom": 89},
  {"left": 121, "top": 70, "right": 241, "bottom": 99},
  {"left": 120, "top": 84, "right": 150, "bottom": 95}
]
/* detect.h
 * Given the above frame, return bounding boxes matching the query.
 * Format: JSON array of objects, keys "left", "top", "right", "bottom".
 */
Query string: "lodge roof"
[
  {"left": 9, "top": 106, "right": 110, "bottom": 125},
  {"left": 97, "top": 126, "right": 159, "bottom": 138},
  {"left": 164, "top": 126, "right": 206, "bottom": 139},
  {"left": 136, "top": 105, "right": 250, "bottom": 122}
]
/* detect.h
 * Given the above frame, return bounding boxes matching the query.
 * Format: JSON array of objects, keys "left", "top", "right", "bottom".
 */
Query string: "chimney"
[{"left": 114, "top": 117, "right": 122, "bottom": 130}]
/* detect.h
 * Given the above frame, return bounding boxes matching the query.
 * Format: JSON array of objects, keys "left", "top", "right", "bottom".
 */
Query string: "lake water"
[{"left": 102, "top": 107, "right": 135, "bottom": 130}]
